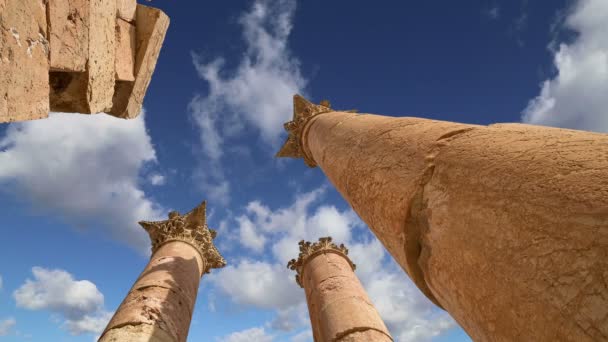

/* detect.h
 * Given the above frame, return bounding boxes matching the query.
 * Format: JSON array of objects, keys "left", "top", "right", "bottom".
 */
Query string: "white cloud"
[
  {"left": 0, "top": 112, "right": 164, "bottom": 253},
  {"left": 64, "top": 311, "right": 113, "bottom": 336},
  {"left": 189, "top": 0, "right": 306, "bottom": 202},
  {"left": 0, "top": 318, "right": 16, "bottom": 336},
  {"left": 13, "top": 267, "right": 112, "bottom": 335},
  {"left": 364, "top": 270, "right": 456, "bottom": 342},
  {"left": 148, "top": 173, "right": 166, "bottom": 186},
  {"left": 270, "top": 302, "right": 309, "bottom": 332},
  {"left": 212, "top": 189, "right": 456, "bottom": 341},
  {"left": 290, "top": 330, "right": 313, "bottom": 342},
  {"left": 218, "top": 326, "right": 274, "bottom": 342},
  {"left": 237, "top": 216, "right": 267, "bottom": 253},
  {"left": 523, "top": 0, "right": 608, "bottom": 132},
  {"left": 208, "top": 260, "right": 301, "bottom": 310}
]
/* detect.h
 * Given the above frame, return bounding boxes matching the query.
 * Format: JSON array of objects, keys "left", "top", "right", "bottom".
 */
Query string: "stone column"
[
  {"left": 99, "top": 201, "right": 226, "bottom": 342},
  {"left": 288, "top": 237, "right": 393, "bottom": 342},
  {"left": 278, "top": 95, "right": 608, "bottom": 341}
]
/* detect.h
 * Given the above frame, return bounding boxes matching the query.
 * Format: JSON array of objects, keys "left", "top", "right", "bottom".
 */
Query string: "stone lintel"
[
  {"left": 0, "top": 0, "right": 49, "bottom": 123},
  {"left": 115, "top": 18, "right": 135, "bottom": 81},
  {"left": 110, "top": 4, "right": 169, "bottom": 119},
  {"left": 139, "top": 201, "right": 226, "bottom": 274},
  {"left": 116, "top": 0, "right": 137, "bottom": 22},
  {"left": 48, "top": 0, "right": 89, "bottom": 72},
  {"left": 287, "top": 237, "right": 356, "bottom": 287}
]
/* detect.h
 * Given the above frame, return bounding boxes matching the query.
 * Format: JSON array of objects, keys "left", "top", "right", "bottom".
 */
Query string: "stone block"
[
  {"left": 116, "top": 0, "right": 137, "bottom": 22},
  {"left": 115, "top": 19, "right": 135, "bottom": 81},
  {"left": 110, "top": 4, "right": 169, "bottom": 119},
  {"left": 0, "top": 0, "right": 49, "bottom": 123},
  {"left": 87, "top": 0, "right": 117, "bottom": 113},
  {"left": 48, "top": 0, "right": 88, "bottom": 72}
]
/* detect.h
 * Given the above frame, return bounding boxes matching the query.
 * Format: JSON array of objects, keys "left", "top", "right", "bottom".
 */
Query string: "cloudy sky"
[{"left": 1, "top": 0, "right": 606, "bottom": 341}]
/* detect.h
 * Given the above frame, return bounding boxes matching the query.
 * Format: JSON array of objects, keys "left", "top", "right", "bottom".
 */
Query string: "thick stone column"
[
  {"left": 278, "top": 95, "right": 608, "bottom": 341},
  {"left": 288, "top": 237, "right": 393, "bottom": 342},
  {"left": 99, "top": 202, "right": 226, "bottom": 342}
]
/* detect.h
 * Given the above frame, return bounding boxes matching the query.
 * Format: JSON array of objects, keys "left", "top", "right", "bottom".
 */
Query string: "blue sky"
[{"left": 1, "top": 0, "right": 607, "bottom": 341}]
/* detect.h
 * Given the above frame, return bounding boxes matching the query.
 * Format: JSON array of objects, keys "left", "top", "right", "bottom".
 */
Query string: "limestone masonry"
[
  {"left": 0, "top": 0, "right": 169, "bottom": 123},
  {"left": 288, "top": 237, "right": 393, "bottom": 342},
  {"left": 279, "top": 95, "right": 608, "bottom": 341},
  {"left": 99, "top": 202, "right": 226, "bottom": 342}
]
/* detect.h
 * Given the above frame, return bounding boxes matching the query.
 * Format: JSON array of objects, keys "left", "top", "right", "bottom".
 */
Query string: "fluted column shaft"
[
  {"left": 279, "top": 96, "right": 608, "bottom": 341},
  {"left": 99, "top": 241, "right": 204, "bottom": 342}
]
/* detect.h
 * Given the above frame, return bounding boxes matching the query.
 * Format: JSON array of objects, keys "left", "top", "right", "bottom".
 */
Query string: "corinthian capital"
[
  {"left": 139, "top": 201, "right": 226, "bottom": 274},
  {"left": 276, "top": 95, "right": 336, "bottom": 167},
  {"left": 287, "top": 237, "right": 356, "bottom": 287}
]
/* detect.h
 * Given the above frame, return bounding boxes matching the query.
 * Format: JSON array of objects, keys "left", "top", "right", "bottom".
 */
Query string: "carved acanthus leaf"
[
  {"left": 139, "top": 201, "right": 226, "bottom": 274},
  {"left": 287, "top": 236, "right": 356, "bottom": 287},
  {"left": 276, "top": 95, "right": 337, "bottom": 167}
]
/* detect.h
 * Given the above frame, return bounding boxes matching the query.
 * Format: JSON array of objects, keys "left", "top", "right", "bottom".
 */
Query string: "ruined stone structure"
[
  {"left": 278, "top": 95, "right": 608, "bottom": 341},
  {"left": 288, "top": 237, "right": 393, "bottom": 342},
  {"left": 0, "top": 0, "right": 169, "bottom": 123},
  {"left": 99, "top": 202, "right": 226, "bottom": 342}
]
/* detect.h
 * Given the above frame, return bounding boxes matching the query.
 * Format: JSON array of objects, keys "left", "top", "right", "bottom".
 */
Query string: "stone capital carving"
[
  {"left": 277, "top": 95, "right": 353, "bottom": 167},
  {"left": 287, "top": 237, "right": 356, "bottom": 287},
  {"left": 139, "top": 201, "right": 226, "bottom": 274}
]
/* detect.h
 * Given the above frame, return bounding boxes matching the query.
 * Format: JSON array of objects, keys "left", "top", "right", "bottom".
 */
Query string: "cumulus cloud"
[
  {"left": 523, "top": 0, "right": 608, "bottom": 132},
  {"left": 211, "top": 188, "right": 456, "bottom": 341},
  {"left": 217, "top": 326, "right": 274, "bottom": 342},
  {"left": 0, "top": 318, "right": 16, "bottom": 336},
  {"left": 189, "top": 0, "right": 306, "bottom": 203},
  {"left": 290, "top": 330, "right": 313, "bottom": 342},
  {"left": 0, "top": 112, "right": 164, "bottom": 253},
  {"left": 13, "top": 267, "right": 112, "bottom": 335},
  {"left": 148, "top": 173, "right": 166, "bottom": 186},
  {"left": 208, "top": 260, "right": 300, "bottom": 310}
]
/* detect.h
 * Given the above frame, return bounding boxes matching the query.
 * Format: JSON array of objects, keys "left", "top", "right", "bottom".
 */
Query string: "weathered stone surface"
[
  {"left": 289, "top": 238, "right": 393, "bottom": 342},
  {"left": 48, "top": 0, "right": 88, "bottom": 72},
  {"left": 280, "top": 96, "right": 608, "bottom": 341},
  {"left": 87, "top": 0, "right": 116, "bottom": 113},
  {"left": 2, "top": 0, "right": 168, "bottom": 120},
  {"left": 97, "top": 322, "right": 174, "bottom": 342},
  {"left": 100, "top": 202, "right": 225, "bottom": 342},
  {"left": 115, "top": 18, "right": 135, "bottom": 81},
  {"left": 0, "top": 0, "right": 49, "bottom": 122},
  {"left": 116, "top": 0, "right": 137, "bottom": 22},
  {"left": 110, "top": 4, "right": 169, "bottom": 119}
]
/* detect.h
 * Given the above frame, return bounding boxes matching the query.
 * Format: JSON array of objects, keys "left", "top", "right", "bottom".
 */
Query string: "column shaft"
[
  {"left": 303, "top": 252, "right": 392, "bottom": 341},
  {"left": 99, "top": 241, "right": 204, "bottom": 342},
  {"left": 301, "top": 110, "right": 608, "bottom": 341}
]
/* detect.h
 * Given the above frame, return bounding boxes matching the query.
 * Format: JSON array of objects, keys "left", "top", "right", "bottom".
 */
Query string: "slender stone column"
[
  {"left": 278, "top": 95, "right": 608, "bottom": 341},
  {"left": 288, "top": 237, "right": 393, "bottom": 342},
  {"left": 99, "top": 202, "right": 226, "bottom": 342}
]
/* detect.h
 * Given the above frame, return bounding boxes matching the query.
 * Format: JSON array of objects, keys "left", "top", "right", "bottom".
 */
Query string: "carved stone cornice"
[
  {"left": 287, "top": 237, "right": 356, "bottom": 287},
  {"left": 277, "top": 95, "right": 356, "bottom": 168},
  {"left": 139, "top": 201, "right": 226, "bottom": 274}
]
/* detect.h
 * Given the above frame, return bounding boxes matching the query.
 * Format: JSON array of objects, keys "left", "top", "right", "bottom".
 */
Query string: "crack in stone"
[{"left": 403, "top": 126, "right": 479, "bottom": 309}]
